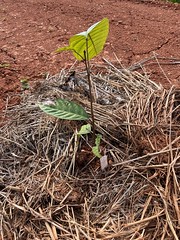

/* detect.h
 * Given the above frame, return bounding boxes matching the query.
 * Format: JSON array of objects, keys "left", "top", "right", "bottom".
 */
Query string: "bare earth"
[{"left": 0, "top": 0, "right": 180, "bottom": 111}]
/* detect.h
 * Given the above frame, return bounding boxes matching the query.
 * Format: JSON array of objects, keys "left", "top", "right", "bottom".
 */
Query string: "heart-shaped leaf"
[{"left": 56, "top": 18, "right": 109, "bottom": 61}]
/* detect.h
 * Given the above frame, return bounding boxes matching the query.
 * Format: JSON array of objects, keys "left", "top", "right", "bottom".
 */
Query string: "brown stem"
[{"left": 84, "top": 50, "right": 95, "bottom": 143}]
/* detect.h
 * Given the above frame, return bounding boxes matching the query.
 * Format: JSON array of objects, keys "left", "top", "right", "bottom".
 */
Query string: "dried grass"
[{"left": 0, "top": 60, "right": 179, "bottom": 240}]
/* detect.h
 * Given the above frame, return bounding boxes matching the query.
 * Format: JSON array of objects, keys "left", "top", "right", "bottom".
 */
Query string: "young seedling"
[
  {"left": 56, "top": 18, "right": 109, "bottom": 140},
  {"left": 92, "top": 134, "right": 108, "bottom": 170},
  {"left": 39, "top": 18, "right": 109, "bottom": 143}
]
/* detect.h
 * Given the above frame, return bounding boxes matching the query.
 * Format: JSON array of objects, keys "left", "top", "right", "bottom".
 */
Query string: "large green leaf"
[
  {"left": 56, "top": 18, "right": 109, "bottom": 61},
  {"left": 39, "top": 99, "right": 89, "bottom": 120}
]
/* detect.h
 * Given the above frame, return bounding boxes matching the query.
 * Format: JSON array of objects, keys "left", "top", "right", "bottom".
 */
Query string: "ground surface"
[{"left": 0, "top": 0, "right": 180, "bottom": 111}]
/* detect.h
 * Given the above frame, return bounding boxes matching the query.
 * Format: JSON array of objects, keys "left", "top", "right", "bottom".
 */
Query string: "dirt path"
[{"left": 0, "top": 0, "right": 180, "bottom": 111}]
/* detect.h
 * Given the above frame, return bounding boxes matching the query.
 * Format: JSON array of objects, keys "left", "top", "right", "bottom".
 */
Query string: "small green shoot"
[
  {"left": 92, "top": 134, "right": 102, "bottom": 158},
  {"left": 78, "top": 128, "right": 107, "bottom": 169},
  {"left": 77, "top": 124, "right": 91, "bottom": 135},
  {"left": 40, "top": 19, "right": 109, "bottom": 146}
]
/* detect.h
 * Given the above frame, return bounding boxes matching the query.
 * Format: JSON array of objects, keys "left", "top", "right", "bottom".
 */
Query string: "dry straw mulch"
[{"left": 0, "top": 60, "right": 180, "bottom": 240}]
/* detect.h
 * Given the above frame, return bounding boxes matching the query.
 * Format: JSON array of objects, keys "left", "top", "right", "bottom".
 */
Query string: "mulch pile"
[{"left": 0, "top": 60, "right": 179, "bottom": 239}]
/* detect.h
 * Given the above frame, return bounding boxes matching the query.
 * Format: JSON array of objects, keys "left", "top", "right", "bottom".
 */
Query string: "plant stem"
[{"left": 84, "top": 49, "right": 95, "bottom": 143}]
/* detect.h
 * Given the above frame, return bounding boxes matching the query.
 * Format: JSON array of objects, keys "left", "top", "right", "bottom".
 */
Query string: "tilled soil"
[{"left": 0, "top": 0, "right": 180, "bottom": 111}]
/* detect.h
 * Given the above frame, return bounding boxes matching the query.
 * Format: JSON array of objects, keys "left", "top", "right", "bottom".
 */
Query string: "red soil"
[{"left": 0, "top": 0, "right": 180, "bottom": 112}]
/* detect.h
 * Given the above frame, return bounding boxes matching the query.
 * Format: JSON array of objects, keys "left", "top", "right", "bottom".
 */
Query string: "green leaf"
[
  {"left": 92, "top": 134, "right": 102, "bottom": 158},
  {"left": 39, "top": 99, "right": 89, "bottom": 120},
  {"left": 95, "top": 134, "right": 102, "bottom": 146},
  {"left": 77, "top": 124, "right": 91, "bottom": 135},
  {"left": 56, "top": 18, "right": 109, "bottom": 61}
]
